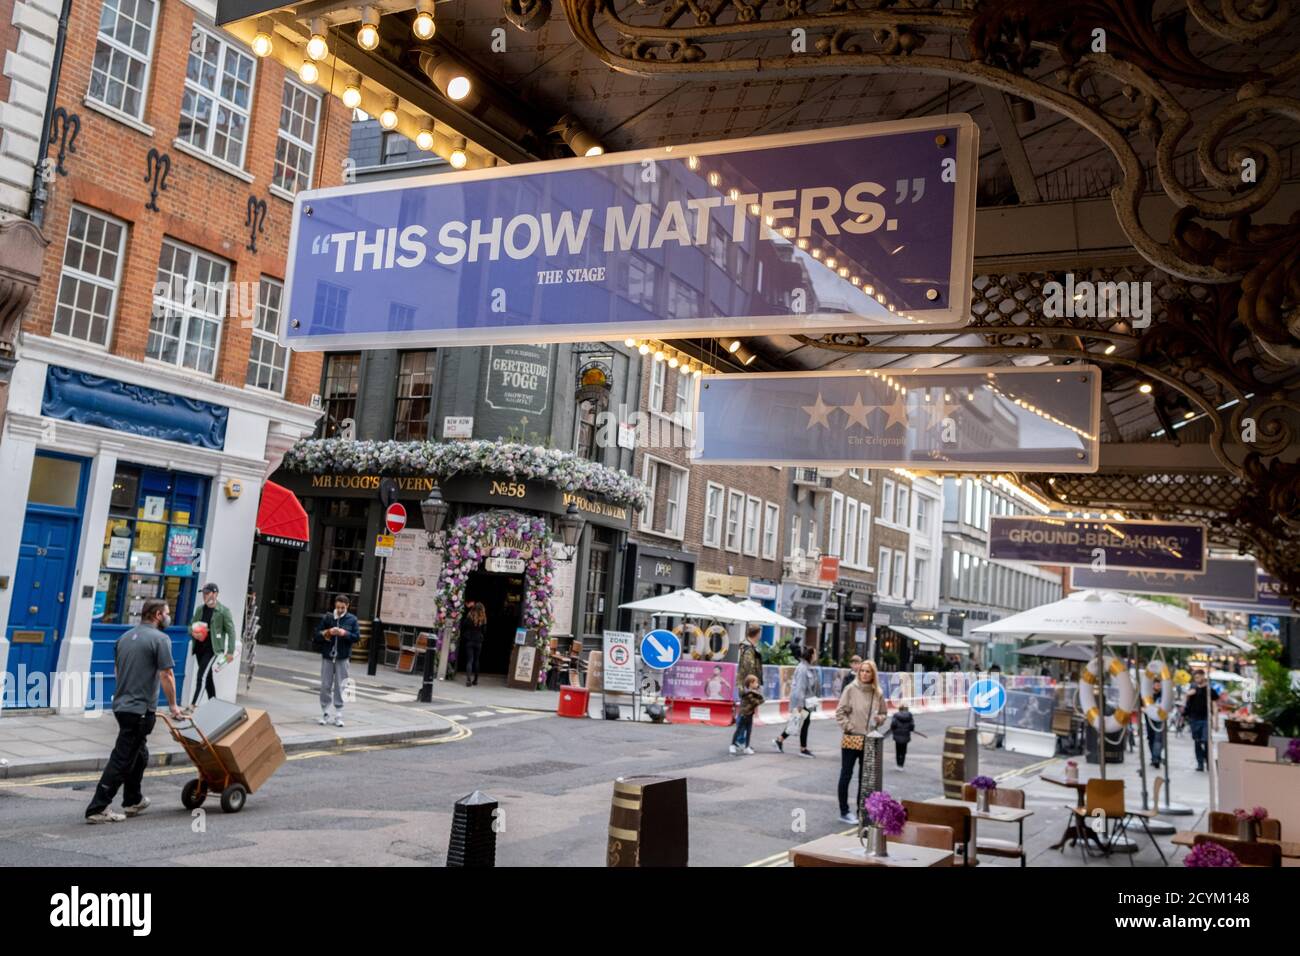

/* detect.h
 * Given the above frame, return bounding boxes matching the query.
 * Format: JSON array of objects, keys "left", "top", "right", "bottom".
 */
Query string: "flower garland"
[
  {"left": 434, "top": 511, "right": 555, "bottom": 651},
  {"left": 283, "top": 438, "right": 648, "bottom": 509}
]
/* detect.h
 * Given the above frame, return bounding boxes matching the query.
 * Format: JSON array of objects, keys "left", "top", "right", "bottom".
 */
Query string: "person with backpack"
[{"left": 884, "top": 702, "right": 925, "bottom": 769}]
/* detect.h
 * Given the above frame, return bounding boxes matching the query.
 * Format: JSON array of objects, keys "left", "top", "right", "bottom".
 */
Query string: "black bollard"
[
  {"left": 446, "top": 791, "right": 498, "bottom": 867},
  {"left": 417, "top": 633, "right": 438, "bottom": 703}
]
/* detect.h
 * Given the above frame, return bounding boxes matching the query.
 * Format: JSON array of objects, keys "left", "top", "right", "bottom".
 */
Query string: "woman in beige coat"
[{"left": 835, "top": 659, "right": 888, "bottom": 823}]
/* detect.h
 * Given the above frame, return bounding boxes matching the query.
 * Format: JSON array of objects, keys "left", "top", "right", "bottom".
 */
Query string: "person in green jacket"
[{"left": 186, "top": 583, "right": 236, "bottom": 711}]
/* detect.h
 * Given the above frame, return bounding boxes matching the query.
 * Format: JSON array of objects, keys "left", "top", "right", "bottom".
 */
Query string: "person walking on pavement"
[
  {"left": 315, "top": 594, "right": 360, "bottom": 727},
  {"left": 460, "top": 602, "right": 486, "bottom": 686},
  {"left": 1184, "top": 669, "right": 1220, "bottom": 771},
  {"left": 730, "top": 675, "right": 765, "bottom": 755},
  {"left": 835, "top": 659, "right": 888, "bottom": 824},
  {"left": 885, "top": 703, "right": 925, "bottom": 769},
  {"left": 186, "top": 582, "right": 235, "bottom": 712},
  {"left": 775, "top": 645, "right": 820, "bottom": 757},
  {"left": 841, "top": 655, "right": 862, "bottom": 694},
  {"left": 1145, "top": 676, "right": 1165, "bottom": 768},
  {"left": 85, "top": 600, "right": 184, "bottom": 823},
  {"left": 736, "top": 624, "right": 763, "bottom": 688}
]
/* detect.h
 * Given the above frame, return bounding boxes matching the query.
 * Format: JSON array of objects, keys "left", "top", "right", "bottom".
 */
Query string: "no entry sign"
[{"left": 385, "top": 503, "right": 408, "bottom": 535}]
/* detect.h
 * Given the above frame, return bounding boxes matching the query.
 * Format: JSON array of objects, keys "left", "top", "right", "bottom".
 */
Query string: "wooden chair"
[
  {"left": 383, "top": 631, "right": 402, "bottom": 667},
  {"left": 902, "top": 800, "right": 975, "bottom": 866},
  {"left": 396, "top": 634, "right": 430, "bottom": 674},
  {"left": 1193, "top": 833, "right": 1282, "bottom": 867},
  {"left": 1123, "top": 776, "right": 1170, "bottom": 866},
  {"left": 1209, "top": 811, "right": 1282, "bottom": 841},
  {"left": 962, "top": 784, "right": 1028, "bottom": 866},
  {"left": 888, "top": 822, "right": 954, "bottom": 851},
  {"left": 1069, "top": 779, "right": 1166, "bottom": 865}
]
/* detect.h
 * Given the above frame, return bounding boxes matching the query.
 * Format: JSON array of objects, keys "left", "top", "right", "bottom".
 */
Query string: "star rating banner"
[
  {"left": 989, "top": 517, "right": 1206, "bottom": 572},
  {"left": 691, "top": 366, "right": 1100, "bottom": 471},
  {"left": 1070, "top": 558, "right": 1257, "bottom": 600},
  {"left": 281, "top": 116, "right": 977, "bottom": 350}
]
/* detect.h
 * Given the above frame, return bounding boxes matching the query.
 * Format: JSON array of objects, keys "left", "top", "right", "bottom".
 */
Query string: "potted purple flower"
[
  {"left": 1184, "top": 841, "right": 1240, "bottom": 868},
  {"left": 1286, "top": 738, "right": 1300, "bottom": 764},
  {"left": 1232, "top": 806, "right": 1268, "bottom": 843},
  {"left": 970, "top": 775, "right": 998, "bottom": 812},
  {"left": 860, "top": 790, "right": 907, "bottom": 857}
]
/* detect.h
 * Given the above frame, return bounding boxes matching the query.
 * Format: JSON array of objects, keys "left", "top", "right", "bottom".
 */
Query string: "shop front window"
[
  {"left": 313, "top": 498, "right": 367, "bottom": 616},
  {"left": 97, "top": 464, "right": 208, "bottom": 625}
]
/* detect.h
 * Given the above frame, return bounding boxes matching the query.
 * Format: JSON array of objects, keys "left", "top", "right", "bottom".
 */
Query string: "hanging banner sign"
[
  {"left": 281, "top": 116, "right": 978, "bottom": 349},
  {"left": 989, "top": 516, "right": 1206, "bottom": 572},
  {"left": 1197, "top": 574, "right": 1295, "bottom": 614},
  {"left": 1070, "top": 558, "right": 1257, "bottom": 600},
  {"left": 692, "top": 366, "right": 1100, "bottom": 472}
]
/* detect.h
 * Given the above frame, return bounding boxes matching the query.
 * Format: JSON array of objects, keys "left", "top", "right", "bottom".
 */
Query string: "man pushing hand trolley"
[{"left": 160, "top": 699, "right": 285, "bottom": 814}]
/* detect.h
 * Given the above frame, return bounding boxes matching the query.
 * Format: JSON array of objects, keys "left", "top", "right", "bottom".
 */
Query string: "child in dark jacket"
[
  {"left": 886, "top": 703, "right": 925, "bottom": 768},
  {"left": 730, "top": 675, "right": 766, "bottom": 756}
]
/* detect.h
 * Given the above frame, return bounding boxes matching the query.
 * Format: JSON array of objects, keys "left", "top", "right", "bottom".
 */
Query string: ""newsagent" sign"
[{"left": 281, "top": 117, "right": 977, "bottom": 349}]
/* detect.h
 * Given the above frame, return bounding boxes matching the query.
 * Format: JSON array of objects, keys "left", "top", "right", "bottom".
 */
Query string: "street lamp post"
[{"left": 417, "top": 488, "right": 449, "bottom": 704}]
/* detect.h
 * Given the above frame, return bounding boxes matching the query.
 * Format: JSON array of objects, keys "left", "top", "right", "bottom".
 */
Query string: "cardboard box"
[
  {"left": 213, "top": 709, "right": 276, "bottom": 765},
  {"left": 232, "top": 738, "right": 286, "bottom": 793}
]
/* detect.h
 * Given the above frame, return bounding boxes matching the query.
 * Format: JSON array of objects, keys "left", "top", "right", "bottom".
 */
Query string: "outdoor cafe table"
[
  {"left": 922, "top": 797, "right": 1034, "bottom": 866},
  {"left": 1041, "top": 773, "right": 1113, "bottom": 853},
  {"left": 789, "top": 833, "right": 954, "bottom": 867}
]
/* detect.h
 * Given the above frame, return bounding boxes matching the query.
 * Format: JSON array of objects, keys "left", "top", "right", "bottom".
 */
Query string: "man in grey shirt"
[{"left": 85, "top": 599, "right": 184, "bottom": 823}]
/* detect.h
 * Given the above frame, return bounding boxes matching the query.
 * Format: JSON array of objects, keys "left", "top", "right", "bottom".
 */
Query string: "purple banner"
[
  {"left": 663, "top": 660, "right": 739, "bottom": 701},
  {"left": 1070, "top": 558, "right": 1257, "bottom": 600},
  {"left": 693, "top": 366, "right": 1100, "bottom": 471},
  {"left": 283, "top": 118, "right": 977, "bottom": 349},
  {"left": 989, "top": 516, "right": 1205, "bottom": 572}
]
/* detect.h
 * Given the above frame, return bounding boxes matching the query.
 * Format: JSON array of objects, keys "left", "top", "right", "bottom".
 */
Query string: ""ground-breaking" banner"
[
  {"left": 281, "top": 117, "right": 977, "bottom": 349},
  {"left": 990, "top": 516, "right": 1206, "bottom": 573},
  {"left": 690, "top": 366, "right": 1100, "bottom": 471}
]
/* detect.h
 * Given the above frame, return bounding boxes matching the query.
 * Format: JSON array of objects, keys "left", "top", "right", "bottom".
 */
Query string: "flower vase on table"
[
  {"left": 970, "top": 775, "right": 998, "bottom": 812},
  {"left": 1234, "top": 807, "right": 1267, "bottom": 843},
  {"left": 1065, "top": 760, "right": 1079, "bottom": 783},
  {"left": 859, "top": 791, "right": 906, "bottom": 858}
]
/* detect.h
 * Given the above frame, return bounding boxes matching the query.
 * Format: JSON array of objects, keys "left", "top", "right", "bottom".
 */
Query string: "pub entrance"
[{"left": 464, "top": 570, "right": 524, "bottom": 675}]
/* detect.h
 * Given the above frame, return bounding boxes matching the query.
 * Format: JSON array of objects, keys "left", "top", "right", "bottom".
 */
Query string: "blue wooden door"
[{"left": 5, "top": 512, "right": 79, "bottom": 707}]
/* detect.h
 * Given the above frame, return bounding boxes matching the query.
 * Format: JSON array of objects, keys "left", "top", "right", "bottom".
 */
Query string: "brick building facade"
[{"left": 0, "top": 0, "right": 351, "bottom": 713}]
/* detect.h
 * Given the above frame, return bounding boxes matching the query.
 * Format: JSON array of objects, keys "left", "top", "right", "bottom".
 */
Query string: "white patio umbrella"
[
  {"left": 974, "top": 590, "right": 1227, "bottom": 786},
  {"left": 737, "top": 599, "right": 808, "bottom": 631},
  {"left": 704, "top": 593, "right": 772, "bottom": 624},
  {"left": 618, "top": 587, "right": 749, "bottom": 622}
]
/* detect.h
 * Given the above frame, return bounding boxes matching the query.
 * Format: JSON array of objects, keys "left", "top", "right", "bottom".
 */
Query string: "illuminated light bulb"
[
  {"left": 687, "top": 156, "right": 700, "bottom": 171},
  {"left": 727, "top": 339, "right": 741, "bottom": 354},
  {"left": 449, "top": 136, "right": 468, "bottom": 169},
  {"left": 1104, "top": 343, "right": 1117, "bottom": 355},
  {"left": 796, "top": 238, "right": 808, "bottom": 250},
  {"left": 252, "top": 20, "right": 274, "bottom": 58},
  {"left": 782, "top": 227, "right": 795, "bottom": 239},
  {"left": 638, "top": 343, "right": 650, "bottom": 355},
  {"left": 379, "top": 97, "right": 399, "bottom": 130},
  {"left": 679, "top": 362, "right": 692, "bottom": 376},
  {"left": 653, "top": 349, "right": 665, "bottom": 362},
  {"left": 693, "top": 368, "right": 703, "bottom": 378},
  {"left": 584, "top": 144, "right": 604, "bottom": 157},
  {"left": 1138, "top": 382, "right": 1153, "bottom": 394},
  {"left": 811, "top": 249, "right": 822, "bottom": 260},
  {"left": 825, "top": 258, "right": 836, "bottom": 269},
  {"left": 850, "top": 276, "right": 860, "bottom": 286},
  {"left": 624, "top": 337, "right": 637, "bottom": 348},
  {"left": 838, "top": 267, "right": 849, "bottom": 278},
  {"left": 446, "top": 74, "right": 471, "bottom": 101},
  {"left": 306, "top": 20, "right": 328, "bottom": 60},
  {"left": 728, "top": 187, "right": 739, "bottom": 201},
  {"left": 668, "top": 354, "right": 679, "bottom": 368},
  {"left": 863, "top": 284, "right": 874, "bottom": 295},
  {"left": 748, "top": 203, "right": 760, "bottom": 216},
  {"left": 415, "top": 121, "right": 435, "bottom": 151},
  {"left": 707, "top": 171, "right": 720, "bottom": 187},
  {"left": 357, "top": 8, "right": 380, "bottom": 51},
  {"left": 413, "top": 0, "right": 436, "bottom": 39},
  {"left": 1184, "top": 410, "right": 1195, "bottom": 420},
  {"left": 764, "top": 215, "right": 774, "bottom": 227},
  {"left": 341, "top": 74, "right": 363, "bottom": 110},
  {"left": 298, "top": 59, "right": 320, "bottom": 84}
]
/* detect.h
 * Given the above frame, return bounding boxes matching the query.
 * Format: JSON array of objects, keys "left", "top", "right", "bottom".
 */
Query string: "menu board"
[
  {"left": 379, "top": 530, "right": 442, "bottom": 628},
  {"left": 549, "top": 543, "right": 577, "bottom": 637}
]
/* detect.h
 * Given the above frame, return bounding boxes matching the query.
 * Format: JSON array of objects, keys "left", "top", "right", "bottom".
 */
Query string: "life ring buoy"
[
  {"left": 702, "top": 624, "right": 730, "bottom": 661},
  {"left": 1140, "top": 659, "right": 1173, "bottom": 722},
  {"left": 673, "top": 623, "right": 704, "bottom": 659},
  {"left": 1078, "top": 654, "right": 1137, "bottom": 734}
]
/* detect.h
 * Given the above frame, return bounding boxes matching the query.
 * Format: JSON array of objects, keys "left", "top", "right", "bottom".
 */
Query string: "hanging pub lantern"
[{"left": 575, "top": 352, "right": 614, "bottom": 410}]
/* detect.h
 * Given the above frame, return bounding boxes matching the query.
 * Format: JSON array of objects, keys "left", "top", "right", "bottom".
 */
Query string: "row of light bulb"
[
  {"left": 623, "top": 339, "right": 718, "bottom": 377},
  {"left": 254, "top": 3, "right": 440, "bottom": 62},
  {"left": 684, "top": 155, "right": 905, "bottom": 317}
]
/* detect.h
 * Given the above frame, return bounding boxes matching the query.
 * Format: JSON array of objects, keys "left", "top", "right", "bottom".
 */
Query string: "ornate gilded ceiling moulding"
[{"left": 559, "top": 0, "right": 1300, "bottom": 349}]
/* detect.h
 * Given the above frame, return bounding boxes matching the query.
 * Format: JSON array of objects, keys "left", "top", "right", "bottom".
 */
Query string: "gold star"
[
  {"left": 802, "top": 393, "right": 835, "bottom": 429},
  {"left": 881, "top": 394, "right": 909, "bottom": 430},
  {"left": 842, "top": 393, "right": 874, "bottom": 431}
]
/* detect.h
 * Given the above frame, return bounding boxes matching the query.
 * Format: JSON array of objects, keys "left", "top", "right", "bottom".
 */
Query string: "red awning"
[{"left": 256, "top": 481, "right": 309, "bottom": 550}]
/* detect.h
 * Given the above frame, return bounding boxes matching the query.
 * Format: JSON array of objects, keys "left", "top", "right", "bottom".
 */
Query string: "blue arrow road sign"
[
  {"left": 969, "top": 679, "right": 1007, "bottom": 717},
  {"left": 640, "top": 630, "right": 682, "bottom": 670}
]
